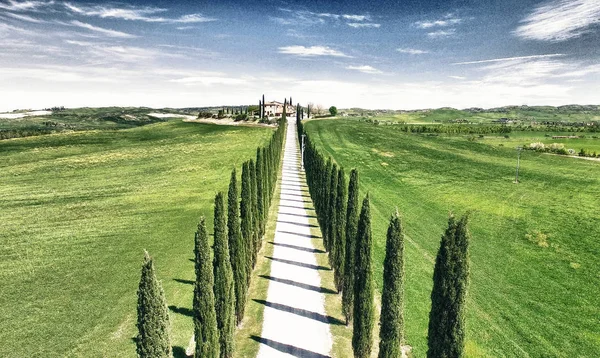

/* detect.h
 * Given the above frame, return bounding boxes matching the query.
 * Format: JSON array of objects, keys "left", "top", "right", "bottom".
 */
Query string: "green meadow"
[
  {"left": 0, "top": 120, "right": 272, "bottom": 357},
  {"left": 304, "top": 119, "right": 600, "bottom": 357}
]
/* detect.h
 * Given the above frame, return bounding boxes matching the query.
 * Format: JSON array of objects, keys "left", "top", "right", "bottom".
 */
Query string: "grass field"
[
  {"left": 478, "top": 132, "right": 600, "bottom": 155},
  {"left": 344, "top": 106, "right": 600, "bottom": 124},
  {"left": 304, "top": 118, "right": 600, "bottom": 357},
  {"left": 0, "top": 120, "right": 272, "bottom": 357}
]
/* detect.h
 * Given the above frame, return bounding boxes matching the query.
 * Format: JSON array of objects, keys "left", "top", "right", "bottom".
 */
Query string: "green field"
[
  {"left": 304, "top": 119, "right": 600, "bottom": 357},
  {"left": 343, "top": 105, "right": 600, "bottom": 124},
  {"left": 0, "top": 120, "right": 272, "bottom": 357},
  {"left": 478, "top": 132, "right": 600, "bottom": 155}
]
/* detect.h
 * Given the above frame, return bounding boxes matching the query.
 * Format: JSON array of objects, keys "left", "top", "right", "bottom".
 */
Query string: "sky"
[{"left": 0, "top": 0, "right": 599, "bottom": 111}]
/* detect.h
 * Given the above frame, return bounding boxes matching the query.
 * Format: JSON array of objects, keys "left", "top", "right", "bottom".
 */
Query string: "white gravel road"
[{"left": 256, "top": 118, "right": 333, "bottom": 358}]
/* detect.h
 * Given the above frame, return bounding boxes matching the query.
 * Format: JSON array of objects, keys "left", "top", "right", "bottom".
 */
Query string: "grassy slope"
[
  {"left": 0, "top": 121, "right": 272, "bottom": 357},
  {"left": 359, "top": 107, "right": 600, "bottom": 124},
  {"left": 304, "top": 119, "right": 600, "bottom": 357}
]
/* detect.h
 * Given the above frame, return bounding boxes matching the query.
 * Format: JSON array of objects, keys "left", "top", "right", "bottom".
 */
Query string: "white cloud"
[
  {"left": 70, "top": 20, "right": 137, "bottom": 38},
  {"left": 278, "top": 45, "right": 350, "bottom": 57},
  {"left": 170, "top": 76, "right": 249, "bottom": 86},
  {"left": 514, "top": 0, "right": 600, "bottom": 41},
  {"left": 346, "top": 65, "right": 383, "bottom": 74},
  {"left": 3, "top": 12, "right": 45, "bottom": 23},
  {"left": 449, "top": 75, "right": 467, "bottom": 80},
  {"left": 64, "top": 3, "right": 216, "bottom": 23},
  {"left": 397, "top": 48, "right": 428, "bottom": 55},
  {"left": 427, "top": 29, "right": 456, "bottom": 38},
  {"left": 347, "top": 23, "right": 381, "bottom": 28},
  {"left": 0, "top": 0, "right": 52, "bottom": 12},
  {"left": 342, "top": 14, "right": 369, "bottom": 21},
  {"left": 452, "top": 54, "right": 565, "bottom": 65},
  {"left": 416, "top": 18, "right": 462, "bottom": 29}
]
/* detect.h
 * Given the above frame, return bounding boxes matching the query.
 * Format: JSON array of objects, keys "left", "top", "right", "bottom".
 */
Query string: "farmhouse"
[{"left": 264, "top": 101, "right": 295, "bottom": 117}]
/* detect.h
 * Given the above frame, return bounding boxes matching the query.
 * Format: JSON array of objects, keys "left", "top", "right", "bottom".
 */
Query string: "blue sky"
[{"left": 0, "top": 0, "right": 599, "bottom": 111}]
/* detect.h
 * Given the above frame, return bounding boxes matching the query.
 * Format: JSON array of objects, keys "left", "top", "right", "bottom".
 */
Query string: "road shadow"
[
  {"left": 279, "top": 204, "right": 314, "bottom": 211},
  {"left": 278, "top": 198, "right": 307, "bottom": 204},
  {"left": 265, "top": 256, "right": 331, "bottom": 271},
  {"left": 278, "top": 211, "right": 318, "bottom": 219},
  {"left": 278, "top": 230, "right": 321, "bottom": 239},
  {"left": 168, "top": 305, "right": 193, "bottom": 317},
  {"left": 173, "top": 278, "right": 194, "bottom": 285},
  {"left": 268, "top": 241, "right": 325, "bottom": 253},
  {"left": 253, "top": 300, "right": 344, "bottom": 326},
  {"left": 277, "top": 220, "right": 318, "bottom": 228},
  {"left": 173, "top": 346, "right": 188, "bottom": 358},
  {"left": 259, "top": 275, "right": 337, "bottom": 294},
  {"left": 250, "top": 336, "right": 331, "bottom": 358}
]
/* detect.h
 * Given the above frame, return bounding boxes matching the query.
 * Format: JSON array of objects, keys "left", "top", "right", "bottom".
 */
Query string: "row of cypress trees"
[
  {"left": 134, "top": 114, "right": 287, "bottom": 358},
  {"left": 297, "top": 119, "right": 471, "bottom": 358}
]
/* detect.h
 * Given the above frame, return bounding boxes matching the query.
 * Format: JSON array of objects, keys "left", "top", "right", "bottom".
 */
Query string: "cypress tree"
[
  {"left": 322, "top": 158, "right": 332, "bottom": 249},
  {"left": 378, "top": 210, "right": 405, "bottom": 358},
  {"left": 213, "top": 192, "right": 235, "bottom": 358},
  {"left": 262, "top": 94, "right": 265, "bottom": 119},
  {"left": 342, "top": 169, "right": 359, "bottom": 324},
  {"left": 263, "top": 147, "right": 271, "bottom": 207},
  {"left": 193, "top": 217, "right": 219, "bottom": 358},
  {"left": 249, "top": 159, "right": 261, "bottom": 265},
  {"left": 240, "top": 162, "right": 253, "bottom": 286},
  {"left": 327, "top": 164, "right": 338, "bottom": 257},
  {"left": 136, "top": 251, "right": 172, "bottom": 358},
  {"left": 333, "top": 167, "right": 347, "bottom": 292},
  {"left": 352, "top": 195, "right": 374, "bottom": 358},
  {"left": 427, "top": 215, "right": 471, "bottom": 358},
  {"left": 255, "top": 148, "right": 265, "bottom": 234},
  {"left": 227, "top": 169, "right": 247, "bottom": 325}
]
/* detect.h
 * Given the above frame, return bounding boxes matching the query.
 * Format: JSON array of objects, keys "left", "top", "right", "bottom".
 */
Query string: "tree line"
[
  {"left": 297, "top": 119, "right": 472, "bottom": 358},
  {"left": 134, "top": 113, "right": 287, "bottom": 357}
]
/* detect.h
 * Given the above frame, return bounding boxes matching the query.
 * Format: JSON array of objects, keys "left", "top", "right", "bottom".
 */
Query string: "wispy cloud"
[
  {"left": 415, "top": 17, "right": 462, "bottom": 29},
  {"left": 170, "top": 76, "right": 249, "bottom": 86},
  {"left": 427, "top": 29, "right": 456, "bottom": 38},
  {"left": 64, "top": 3, "right": 216, "bottom": 23},
  {"left": 342, "top": 14, "right": 370, "bottom": 21},
  {"left": 449, "top": 75, "right": 467, "bottom": 80},
  {"left": 397, "top": 48, "right": 428, "bottom": 55},
  {"left": 346, "top": 65, "right": 383, "bottom": 74},
  {"left": 452, "top": 54, "right": 565, "bottom": 65},
  {"left": 0, "top": 0, "right": 53, "bottom": 12},
  {"left": 70, "top": 20, "right": 137, "bottom": 38},
  {"left": 278, "top": 45, "right": 350, "bottom": 57},
  {"left": 347, "top": 23, "right": 380, "bottom": 28},
  {"left": 3, "top": 12, "right": 45, "bottom": 23},
  {"left": 514, "top": 0, "right": 600, "bottom": 41},
  {"left": 276, "top": 8, "right": 374, "bottom": 28}
]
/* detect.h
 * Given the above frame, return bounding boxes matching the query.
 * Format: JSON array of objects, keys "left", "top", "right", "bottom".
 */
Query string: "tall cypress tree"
[
  {"left": 240, "top": 162, "right": 253, "bottom": 286},
  {"left": 227, "top": 169, "right": 247, "bottom": 325},
  {"left": 136, "top": 251, "right": 172, "bottom": 358},
  {"left": 322, "top": 158, "right": 332, "bottom": 249},
  {"left": 327, "top": 164, "right": 338, "bottom": 257},
  {"left": 378, "top": 210, "right": 405, "bottom": 358},
  {"left": 255, "top": 148, "right": 265, "bottom": 234},
  {"left": 213, "top": 192, "right": 235, "bottom": 358},
  {"left": 352, "top": 195, "right": 374, "bottom": 358},
  {"left": 427, "top": 215, "right": 471, "bottom": 358},
  {"left": 249, "top": 159, "right": 261, "bottom": 265},
  {"left": 343, "top": 169, "right": 360, "bottom": 324},
  {"left": 193, "top": 217, "right": 219, "bottom": 358},
  {"left": 333, "top": 167, "right": 347, "bottom": 292}
]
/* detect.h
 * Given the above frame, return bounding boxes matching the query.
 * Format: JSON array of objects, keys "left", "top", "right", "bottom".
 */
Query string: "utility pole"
[
  {"left": 301, "top": 134, "right": 306, "bottom": 170},
  {"left": 514, "top": 146, "right": 522, "bottom": 183}
]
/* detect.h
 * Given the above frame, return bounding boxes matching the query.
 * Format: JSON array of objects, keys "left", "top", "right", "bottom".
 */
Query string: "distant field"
[
  {"left": 344, "top": 106, "right": 600, "bottom": 124},
  {"left": 479, "top": 131, "right": 600, "bottom": 154},
  {"left": 0, "top": 121, "right": 272, "bottom": 357},
  {"left": 304, "top": 119, "right": 600, "bottom": 357}
]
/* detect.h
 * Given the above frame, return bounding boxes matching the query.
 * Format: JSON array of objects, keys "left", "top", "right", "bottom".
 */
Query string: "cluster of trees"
[
  {"left": 0, "top": 128, "right": 56, "bottom": 140},
  {"left": 297, "top": 119, "right": 471, "bottom": 358},
  {"left": 135, "top": 115, "right": 287, "bottom": 358}
]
